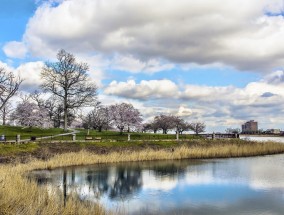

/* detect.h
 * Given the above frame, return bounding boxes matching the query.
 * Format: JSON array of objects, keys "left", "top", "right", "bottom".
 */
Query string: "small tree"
[
  {"left": 154, "top": 114, "right": 176, "bottom": 134},
  {"left": 85, "top": 105, "right": 112, "bottom": 132},
  {"left": 41, "top": 49, "right": 97, "bottom": 131},
  {"left": 172, "top": 117, "right": 190, "bottom": 134},
  {"left": 109, "top": 103, "right": 142, "bottom": 134},
  {"left": 0, "top": 67, "right": 22, "bottom": 111},
  {"left": 189, "top": 122, "right": 206, "bottom": 135}
]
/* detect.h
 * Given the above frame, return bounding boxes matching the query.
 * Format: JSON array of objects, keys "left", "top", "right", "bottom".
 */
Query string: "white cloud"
[
  {"left": 15, "top": 61, "right": 44, "bottom": 91},
  {"left": 14, "top": 0, "right": 284, "bottom": 72},
  {"left": 0, "top": 61, "right": 44, "bottom": 92},
  {"left": 111, "top": 55, "right": 174, "bottom": 74},
  {"left": 177, "top": 105, "right": 193, "bottom": 117},
  {"left": 104, "top": 79, "right": 179, "bottom": 99},
  {"left": 3, "top": 41, "right": 28, "bottom": 59},
  {"left": 103, "top": 71, "right": 284, "bottom": 130}
]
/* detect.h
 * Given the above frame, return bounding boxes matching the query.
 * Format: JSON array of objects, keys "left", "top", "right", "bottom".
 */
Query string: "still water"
[
  {"left": 31, "top": 154, "right": 284, "bottom": 215},
  {"left": 240, "top": 135, "right": 284, "bottom": 143}
]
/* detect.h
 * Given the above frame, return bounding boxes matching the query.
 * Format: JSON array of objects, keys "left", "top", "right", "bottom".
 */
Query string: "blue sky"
[{"left": 1, "top": 0, "right": 284, "bottom": 131}]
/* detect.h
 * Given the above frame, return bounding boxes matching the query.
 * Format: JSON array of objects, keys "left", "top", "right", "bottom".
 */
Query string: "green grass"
[
  {"left": 0, "top": 142, "right": 39, "bottom": 156},
  {"left": 0, "top": 125, "right": 68, "bottom": 141},
  {"left": 75, "top": 129, "right": 201, "bottom": 141},
  {"left": 0, "top": 126, "right": 202, "bottom": 142}
]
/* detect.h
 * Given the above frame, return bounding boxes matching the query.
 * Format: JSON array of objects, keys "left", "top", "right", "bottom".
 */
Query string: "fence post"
[
  {"left": 212, "top": 133, "right": 215, "bottom": 140},
  {"left": 176, "top": 132, "right": 179, "bottom": 140},
  {"left": 16, "top": 134, "right": 20, "bottom": 143},
  {"left": 128, "top": 133, "right": 131, "bottom": 141},
  {"left": 72, "top": 133, "right": 76, "bottom": 141}
]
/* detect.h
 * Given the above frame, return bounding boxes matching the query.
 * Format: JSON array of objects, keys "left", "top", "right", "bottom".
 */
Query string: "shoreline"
[{"left": 1, "top": 140, "right": 284, "bottom": 215}]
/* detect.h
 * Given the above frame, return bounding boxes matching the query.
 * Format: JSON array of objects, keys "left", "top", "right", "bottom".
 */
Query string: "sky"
[{"left": 1, "top": 0, "right": 284, "bottom": 132}]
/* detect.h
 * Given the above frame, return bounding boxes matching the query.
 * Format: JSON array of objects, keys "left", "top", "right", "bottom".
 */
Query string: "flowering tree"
[
  {"left": 153, "top": 114, "right": 176, "bottom": 134},
  {"left": 142, "top": 120, "right": 160, "bottom": 133},
  {"left": 11, "top": 101, "right": 51, "bottom": 128},
  {"left": 84, "top": 105, "right": 112, "bottom": 132},
  {"left": 172, "top": 117, "right": 191, "bottom": 134},
  {"left": 30, "top": 91, "right": 76, "bottom": 128},
  {"left": 109, "top": 103, "right": 142, "bottom": 134}
]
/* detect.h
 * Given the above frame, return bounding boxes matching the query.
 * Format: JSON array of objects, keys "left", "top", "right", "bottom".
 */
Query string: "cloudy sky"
[{"left": 1, "top": 0, "right": 284, "bottom": 132}]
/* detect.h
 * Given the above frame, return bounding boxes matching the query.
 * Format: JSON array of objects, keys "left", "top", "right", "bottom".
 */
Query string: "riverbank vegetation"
[
  {"left": 0, "top": 138, "right": 284, "bottom": 162},
  {"left": 1, "top": 139, "right": 284, "bottom": 214}
]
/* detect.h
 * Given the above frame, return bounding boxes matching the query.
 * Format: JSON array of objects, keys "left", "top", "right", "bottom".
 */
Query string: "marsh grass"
[{"left": 0, "top": 139, "right": 284, "bottom": 215}]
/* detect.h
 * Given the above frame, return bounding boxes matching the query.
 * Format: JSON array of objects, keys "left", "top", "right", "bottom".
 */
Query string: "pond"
[
  {"left": 30, "top": 154, "right": 284, "bottom": 215},
  {"left": 240, "top": 135, "right": 284, "bottom": 143}
]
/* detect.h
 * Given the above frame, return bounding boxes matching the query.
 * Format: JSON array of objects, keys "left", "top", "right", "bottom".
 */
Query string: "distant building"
[{"left": 242, "top": 120, "right": 258, "bottom": 134}]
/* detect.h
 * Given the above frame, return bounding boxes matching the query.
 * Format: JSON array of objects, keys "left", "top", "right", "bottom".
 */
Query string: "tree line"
[{"left": 0, "top": 49, "right": 206, "bottom": 135}]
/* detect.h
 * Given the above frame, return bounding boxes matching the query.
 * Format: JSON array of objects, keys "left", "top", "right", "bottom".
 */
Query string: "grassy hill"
[{"left": 0, "top": 125, "right": 68, "bottom": 141}]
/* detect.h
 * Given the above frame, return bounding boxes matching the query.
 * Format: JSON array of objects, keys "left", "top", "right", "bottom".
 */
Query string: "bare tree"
[
  {"left": 189, "top": 122, "right": 206, "bottom": 135},
  {"left": 0, "top": 67, "right": 23, "bottom": 111},
  {"left": 41, "top": 49, "right": 97, "bottom": 131},
  {"left": 109, "top": 103, "right": 142, "bottom": 134}
]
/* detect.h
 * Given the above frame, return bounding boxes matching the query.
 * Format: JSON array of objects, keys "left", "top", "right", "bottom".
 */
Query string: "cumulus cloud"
[
  {"left": 104, "top": 79, "right": 179, "bottom": 99},
  {"left": 0, "top": 61, "right": 45, "bottom": 92},
  {"left": 14, "top": 61, "right": 45, "bottom": 91},
  {"left": 111, "top": 55, "right": 174, "bottom": 74},
  {"left": 177, "top": 105, "right": 193, "bottom": 117},
  {"left": 103, "top": 70, "right": 284, "bottom": 130},
  {"left": 3, "top": 41, "right": 28, "bottom": 59},
  {"left": 14, "top": 0, "right": 284, "bottom": 72}
]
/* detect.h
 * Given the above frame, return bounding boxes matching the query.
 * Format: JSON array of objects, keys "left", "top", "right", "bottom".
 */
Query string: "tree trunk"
[
  {"left": 64, "top": 96, "right": 68, "bottom": 131},
  {"left": 98, "top": 126, "right": 102, "bottom": 132},
  {"left": 120, "top": 127, "right": 123, "bottom": 135},
  {"left": 64, "top": 109, "right": 67, "bottom": 131},
  {"left": 2, "top": 107, "right": 6, "bottom": 125}
]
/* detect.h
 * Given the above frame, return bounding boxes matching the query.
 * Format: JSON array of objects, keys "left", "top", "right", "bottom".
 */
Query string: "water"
[
  {"left": 240, "top": 135, "right": 284, "bottom": 143},
  {"left": 31, "top": 154, "right": 284, "bottom": 215}
]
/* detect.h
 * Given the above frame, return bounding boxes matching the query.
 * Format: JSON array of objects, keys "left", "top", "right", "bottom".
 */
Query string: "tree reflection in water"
[
  {"left": 29, "top": 159, "right": 201, "bottom": 205},
  {"left": 85, "top": 166, "right": 142, "bottom": 200},
  {"left": 109, "top": 167, "right": 142, "bottom": 200}
]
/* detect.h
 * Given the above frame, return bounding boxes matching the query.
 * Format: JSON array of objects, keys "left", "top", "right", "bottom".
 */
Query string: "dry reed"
[{"left": 0, "top": 140, "right": 284, "bottom": 215}]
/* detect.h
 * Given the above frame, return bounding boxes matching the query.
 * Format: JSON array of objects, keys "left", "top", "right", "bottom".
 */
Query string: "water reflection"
[
  {"left": 30, "top": 156, "right": 284, "bottom": 215},
  {"left": 240, "top": 135, "right": 284, "bottom": 143}
]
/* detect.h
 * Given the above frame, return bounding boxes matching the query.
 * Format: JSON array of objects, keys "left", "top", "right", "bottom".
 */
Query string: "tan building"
[{"left": 242, "top": 120, "right": 258, "bottom": 134}]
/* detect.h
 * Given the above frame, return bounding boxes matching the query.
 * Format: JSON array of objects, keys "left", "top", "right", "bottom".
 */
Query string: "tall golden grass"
[{"left": 0, "top": 140, "right": 284, "bottom": 215}]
